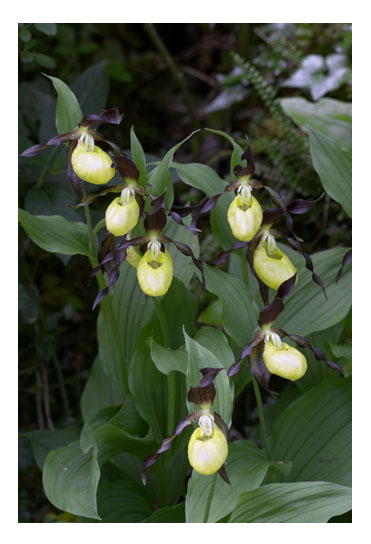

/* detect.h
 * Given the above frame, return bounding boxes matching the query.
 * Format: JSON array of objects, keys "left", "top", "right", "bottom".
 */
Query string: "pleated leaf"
[
  {"left": 308, "top": 125, "right": 352, "bottom": 217},
  {"left": 44, "top": 74, "right": 83, "bottom": 134},
  {"left": 172, "top": 162, "right": 225, "bottom": 197},
  {"left": 186, "top": 440, "right": 272, "bottom": 523},
  {"left": 275, "top": 247, "right": 351, "bottom": 337},
  {"left": 204, "top": 264, "right": 259, "bottom": 347},
  {"left": 229, "top": 481, "right": 351, "bottom": 523},
  {"left": 43, "top": 441, "right": 101, "bottom": 520},
  {"left": 19, "top": 210, "right": 91, "bottom": 256},
  {"left": 270, "top": 378, "right": 351, "bottom": 486}
]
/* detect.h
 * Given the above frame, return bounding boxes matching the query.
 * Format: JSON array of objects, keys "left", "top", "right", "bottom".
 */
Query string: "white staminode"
[
  {"left": 237, "top": 181, "right": 252, "bottom": 204},
  {"left": 78, "top": 130, "right": 95, "bottom": 153},
  {"left": 264, "top": 330, "right": 282, "bottom": 349},
  {"left": 260, "top": 230, "right": 277, "bottom": 255},
  {"left": 147, "top": 237, "right": 161, "bottom": 260},
  {"left": 120, "top": 186, "right": 135, "bottom": 205},
  {"left": 198, "top": 413, "right": 215, "bottom": 437}
]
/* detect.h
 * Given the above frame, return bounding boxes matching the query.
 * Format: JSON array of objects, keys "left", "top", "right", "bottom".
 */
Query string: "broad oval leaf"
[
  {"left": 44, "top": 74, "right": 83, "bottom": 134},
  {"left": 19, "top": 209, "right": 91, "bottom": 256},
  {"left": 229, "top": 481, "right": 351, "bottom": 523},
  {"left": 172, "top": 162, "right": 225, "bottom": 197},
  {"left": 97, "top": 481, "right": 153, "bottom": 522},
  {"left": 270, "top": 378, "right": 351, "bottom": 486},
  {"left": 204, "top": 264, "right": 259, "bottom": 347},
  {"left": 308, "top": 125, "right": 352, "bottom": 217},
  {"left": 186, "top": 440, "right": 271, "bottom": 523},
  {"left": 43, "top": 440, "right": 101, "bottom": 520},
  {"left": 275, "top": 247, "right": 352, "bottom": 337}
]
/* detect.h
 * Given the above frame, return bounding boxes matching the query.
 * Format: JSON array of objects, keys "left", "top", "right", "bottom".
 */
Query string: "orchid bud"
[
  {"left": 71, "top": 143, "right": 115, "bottom": 185},
  {"left": 227, "top": 194, "right": 263, "bottom": 242},
  {"left": 187, "top": 422, "right": 228, "bottom": 476},
  {"left": 253, "top": 244, "right": 297, "bottom": 290},
  {"left": 105, "top": 197, "right": 140, "bottom": 237},
  {"left": 126, "top": 246, "right": 141, "bottom": 269},
  {"left": 263, "top": 341, "right": 307, "bottom": 381},
  {"left": 137, "top": 248, "right": 173, "bottom": 297}
]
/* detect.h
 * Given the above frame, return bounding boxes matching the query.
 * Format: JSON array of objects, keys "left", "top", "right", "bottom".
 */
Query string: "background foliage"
[{"left": 18, "top": 22, "right": 351, "bottom": 523}]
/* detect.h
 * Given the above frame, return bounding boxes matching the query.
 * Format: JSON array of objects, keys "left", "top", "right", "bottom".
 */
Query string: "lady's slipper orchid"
[
  {"left": 263, "top": 339, "right": 307, "bottom": 381},
  {"left": 105, "top": 193, "right": 140, "bottom": 237},
  {"left": 91, "top": 208, "right": 204, "bottom": 308},
  {"left": 253, "top": 235, "right": 297, "bottom": 291},
  {"left": 227, "top": 275, "right": 342, "bottom": 391},
  {"left": 20, "top": 108, "right": 124, "bottom": 198},
  {"left": 137, "top": 248, "right": 173, "bottom": 297},
  {"left": 141, "top": 368, "right": 230, "bottom": 484}
]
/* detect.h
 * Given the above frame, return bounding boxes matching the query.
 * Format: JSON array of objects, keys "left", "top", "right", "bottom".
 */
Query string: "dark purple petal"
[
  {"left": 19, "top": 144, "right": 50, "bottom": 157},
  {"left": 233, "top": 144, "right": 255, "bottom": 178},
  {"left": 217, "top": 464, "right": 231, "bottom": 485},
  {"left": 79, "top": 107, "right": 124, "bottom": 127},
  {"left": 144, "top": 208, "right": 167, "bottom": 232},
  {"left": 335, "top": 249, "right": 352, "bottom": 284},
  {"left": 199, "top": 367, "right": 224, "bottom": 387},
  {"left": 47, "top": 130, "right": 79, "bottom": 146},
  {"left": 113, "top": 156, "right": 140, "bottom": 181},
  {"left": 141, "top": 410, "right": 202, "bottom": 485},
  {"left": 71, "top": 184, "right": 126, "bottom": 208},
  {"left": 67, "top": 141, "right": 84, "bottom": 199},
  {"left": 187, "top": 384, "right": 216, "bottom": 407},
  {"left": 250, "top": 343, "right": 273, "bottom": 393},
  {"left": 287, "top": 194, "right": 324, "bottom": 215},
  {"left": 213, "top": 412, "right": 229, "bottom": 441},
  {"left": 212, "top": 241, "right": 249, "bottom": 265},
  {"left": 277, "top": 330, "right": 343, "bottom": 374},
  {"left": 162, "top": 238, "right": 205, "bottom": 294}
]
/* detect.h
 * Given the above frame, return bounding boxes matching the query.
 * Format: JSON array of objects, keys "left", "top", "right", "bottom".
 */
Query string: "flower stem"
[
  {"left": 83, "top": 198, "right": 129, "bottom": 395},
  {"left": 203, "top": 473, "right": 218, "bottom": 523},
  {"left": 152, "top": 297, "right": 175, "bottom": 437},
  {"left": 252, "top": 376, "right": 271, "bottom": 460}
]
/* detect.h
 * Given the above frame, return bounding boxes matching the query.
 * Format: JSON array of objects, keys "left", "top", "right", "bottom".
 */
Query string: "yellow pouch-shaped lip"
[
  {"left": 227, "top": 194, "right": 263, "bottom": 242},
  {"left": 263, "top": 341, "right": 307, "bottom": 381},
  {"left": 188, "top": 426, "right": 228, "bottom": 475},
  {"left": 137, "top": 249, "right": 173, "bottom": 297},
  {"left": 253, "top": 244, "right": 297, "bottom": 290},
  {"left": 105, "top": 197, "right": 140, "bottom": 237},
  {"left": 71, "top": 144, "right": 115, "bottom": 185}
]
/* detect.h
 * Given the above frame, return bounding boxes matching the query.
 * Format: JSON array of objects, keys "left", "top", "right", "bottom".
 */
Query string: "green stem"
[
  {"left": 203, "top": 473, "right": 218, "bottom": 523},
  {"left": 252, "top": 377, "right": 271, "bottom": 460},
  {"left": 83, "top": 198, "right": 129, "bottom": 395},
  {"left": 153, "top": 297, "right": 175, "bottom": 437}
]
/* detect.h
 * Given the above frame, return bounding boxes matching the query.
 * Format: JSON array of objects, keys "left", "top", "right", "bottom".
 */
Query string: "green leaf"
[
  {"left": 210, "top": 191, "right": 236, "bottom": 250},
  {"left": 184, "top": 331, "right": 233, "bottom": 426},
  {"left": 205, "top": 128, "right": 244, "bottom": 178},
  {"left": 44, "top": 74, "right": 83, "bottom": 134},
  {"left": 23, "top": 427, "right": 81, "bottom": 470},
  {"left": 97, "top": 481, "right": 153, "bottom": 522},
  {"left": 186, "top": 440, "right": 271, "bottom": 523},
  {"left": 204, "top": 264, "right": 259, "bottom": 347},
  {"left": 229, "top": 481, "right": 352, "bottom": 523},
  {"left": 270, "top": 378, "right": 351, "bottom": 486},
  {"left": 71, "top": 61, "right": 109, "bottom": 118},
  {"left": 198, "top": 299, "right": 223, "bottom": 326},
  {"left": 147, "top": 130, "right": 199, "bottom": 208},
  {"left": 172, "top": 162, "right": 225, "bottom": 197},
  {"left": 150, "top": 339, "right": 187, "bottom": 375},
  {"left": 275, "top": 247, "right": 352, "bottom": 337},
  {"left": 130, "top": 126, "right": 147, "bottom": 188},
  {"left": 80, "top": 356, "right": 122, "bottom": 421},
  {"left": 308, "top": 125, "right": 352, "bottom": 217},
  {"left": 281, "top": 97, "right": 352, "bottom": 148},
  {"left": 143, "top": 502, "right": 185, "bottom": 522},
  {"left": 31, "top": 53, "right": 56, "bottom": 69},
  {"left": 34, "top": 23, "right": 57, "bottom": 36},
  {"left": 18, "top": 209, "right": 91, "bottom": 256},
  {"left": 43, "top": 441, "right": 101, "bottom": 520}
]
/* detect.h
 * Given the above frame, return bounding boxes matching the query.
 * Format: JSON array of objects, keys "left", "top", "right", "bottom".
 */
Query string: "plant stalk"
[
  {"left": 203, "top": 473, "right": 218, "bottom": 523},
  {"left": 252, "top": 376, "right": 271, "bottom": 460}
]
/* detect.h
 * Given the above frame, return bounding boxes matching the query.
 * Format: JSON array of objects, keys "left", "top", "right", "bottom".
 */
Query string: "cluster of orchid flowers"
[{"left": 21, "top": 108, "right": 343, "bottom": 482}]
